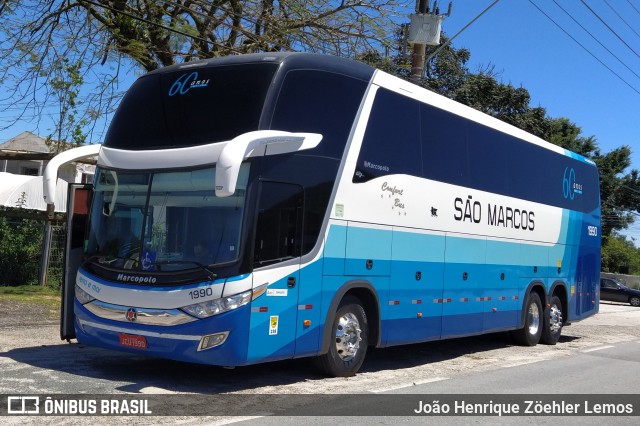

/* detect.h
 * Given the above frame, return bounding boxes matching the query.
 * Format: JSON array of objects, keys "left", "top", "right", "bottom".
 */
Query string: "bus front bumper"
[{"left": 73, "top": 299, "right": 251, "bottom": 366}]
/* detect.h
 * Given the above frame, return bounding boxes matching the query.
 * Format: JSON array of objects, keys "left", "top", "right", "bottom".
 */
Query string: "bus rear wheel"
[
  {"left": 512, "top": 292, "right": 542, "bottom": 346},
  {"left": 316, "top": 296, "right": 368, "bottom": 377},
  {"left": 540, "top": 295, "right": 563, "bottom": 345}
]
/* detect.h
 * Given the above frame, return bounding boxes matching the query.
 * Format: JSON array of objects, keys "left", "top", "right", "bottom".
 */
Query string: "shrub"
[{"left": 0, "top": 215, "right": 44, "bottom": 286}]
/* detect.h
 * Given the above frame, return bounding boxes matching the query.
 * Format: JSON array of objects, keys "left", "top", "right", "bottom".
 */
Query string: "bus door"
[
  {"left": 61, "top": 184, "right": 93, "bottom": 340},
  {"left": 247, "top": 181, "right": 304, "bottom": 362}
]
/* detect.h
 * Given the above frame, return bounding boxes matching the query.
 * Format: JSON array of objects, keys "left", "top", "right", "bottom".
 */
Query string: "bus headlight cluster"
[
  {"left": 181, "top": 290, "right": 252, "bottom": 318},
  {"left": 75, "top": 284, "right": 96, "bottom": 305}
]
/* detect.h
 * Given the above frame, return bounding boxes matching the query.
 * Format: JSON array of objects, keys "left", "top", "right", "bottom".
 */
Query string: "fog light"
[{"left": 197, "top": 331, "right": 229, "bottom": 351}]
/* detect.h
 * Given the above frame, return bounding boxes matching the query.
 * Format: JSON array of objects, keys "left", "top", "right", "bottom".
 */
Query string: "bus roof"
[{"left": 144, "top": 52, "right": 375, "bottom": 83}]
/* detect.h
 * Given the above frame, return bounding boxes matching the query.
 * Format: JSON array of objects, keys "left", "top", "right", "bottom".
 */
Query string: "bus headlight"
[
  {"left": 181, "top": 289, "right": 253, "bottom": 319},
  {"left": 75, "top": 284, "right": 96, "bottom": 305}
]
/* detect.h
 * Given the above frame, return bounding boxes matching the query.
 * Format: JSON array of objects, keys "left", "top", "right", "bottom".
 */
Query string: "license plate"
[{"left": 119, "top": 333, "right": 147, "bottom": 350}]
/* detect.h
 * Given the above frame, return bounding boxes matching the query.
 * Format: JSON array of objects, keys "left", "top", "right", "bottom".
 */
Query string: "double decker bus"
[{"left": 44, "top": 53, "right": 600, "bottom": 377}]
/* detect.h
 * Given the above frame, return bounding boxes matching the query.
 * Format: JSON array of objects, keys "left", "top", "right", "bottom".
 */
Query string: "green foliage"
[
  {"left": 548, "top": 118, "right": 599, "bottom": 157},
  {"left": 601, "top": 234, "right": 640, "bottom": 274},
  {"left": 0, "top": 216, "right": 44, "bottom": 286},
  {"left": 49, "top": 58, "right": 87, "bottom": 150},
  {"left": 453, "top": 73, "right": 552, "bottom": 139}
]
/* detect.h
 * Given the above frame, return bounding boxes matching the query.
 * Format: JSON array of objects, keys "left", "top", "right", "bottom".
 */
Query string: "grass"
[{"left": 0, "top": 285, "right": 61, "bottom": 310}]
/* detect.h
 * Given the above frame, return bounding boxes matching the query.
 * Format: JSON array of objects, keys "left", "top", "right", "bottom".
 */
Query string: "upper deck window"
[
  {"left": 269, "top": 69, "right": 368, "bottom": 160},
  {"left": 104, "top": 63, "right": 278, "bottom": 150}
]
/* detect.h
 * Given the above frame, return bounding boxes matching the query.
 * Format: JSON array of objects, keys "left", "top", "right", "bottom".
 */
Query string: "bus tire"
[
  {"left": 513, "top": 292, "right": 543, "bottom": 346},
  {"left": 316, "top": 296, "right": 368, "bottom": 377},
  {"left": 540, "top": 295, "right": 563, "bottom": 345}
]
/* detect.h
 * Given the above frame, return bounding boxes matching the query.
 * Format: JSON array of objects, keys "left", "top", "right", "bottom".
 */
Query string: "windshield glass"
[
  {"left": 103, "top": 63, "right": 278, "bottom": 150},
  {"left": 86, "top": 165, "right": 249, "bottom": 272}
]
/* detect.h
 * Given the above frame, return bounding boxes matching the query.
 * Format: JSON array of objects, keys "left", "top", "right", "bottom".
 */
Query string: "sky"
[
  {"left": 436, "top": 0, "right": 639, "bottom": 163},
  {"left": 1, "top": 0, "right": 639, "bottom": 236}
]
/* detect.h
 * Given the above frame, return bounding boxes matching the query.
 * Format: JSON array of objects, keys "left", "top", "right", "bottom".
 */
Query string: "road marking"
[
  {"left": 371, "top": 377, "right": 448, "bottom": 393},
  {"left": 582, "top": 345, "right": 615, "bottom": 353},
  {"left": 138, "top": 386, "right": 181, "bottom": 394},
  {"left": 208, "top": 416, "right": 266, "bottom": 425},
  {"left": 500, "top": 359, "right": 544, "bottom": 368}
]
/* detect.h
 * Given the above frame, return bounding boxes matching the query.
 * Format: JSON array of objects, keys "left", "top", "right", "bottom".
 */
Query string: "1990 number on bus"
[{"left": 189, "top": 287, "right": 214, "bottom": 300}]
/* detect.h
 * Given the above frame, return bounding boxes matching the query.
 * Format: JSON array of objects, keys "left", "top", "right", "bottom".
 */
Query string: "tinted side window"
[
  {"left": 467, "top": 121, "right": 508, "bottom": 195},
  {"left": 421, "top": 103, "right": 467, "bottom": 185},
  {"left": 263, "top": 70, "right": 368, "bottom": 255},
  {"left": 253, "top": 182, "right": 303, "bottom": 266},
  {"left": 421, "top": 103, "right": 599, "bottom": 213},
  {"left": 255, "top": 155, "right": 338, "bottom": 256},
  {"left": 269, "top": 70, "right": 367, "bottom": 160},
  {"left": 354, "top": 88, "right": 422, "bottom": 183}
]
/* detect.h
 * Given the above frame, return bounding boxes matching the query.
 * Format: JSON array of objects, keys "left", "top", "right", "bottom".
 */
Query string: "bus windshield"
[{"left": 85, "top": 164, "right": 249, "bottom": 273}]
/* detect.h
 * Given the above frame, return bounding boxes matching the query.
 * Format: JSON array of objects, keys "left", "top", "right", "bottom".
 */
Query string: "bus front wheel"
[
  {"left": 512, "top": 292, "right": 543, "bottom": 346},
  {"left": 316, "top": 296, "right": 368, "bottom": 377}
]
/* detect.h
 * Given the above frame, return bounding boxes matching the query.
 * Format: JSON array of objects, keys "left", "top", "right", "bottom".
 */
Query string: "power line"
[
  {"left": 425, "top": 0, "right": 501, "bottom": 63},
  {"left": 550, "top": 0, "right": 640, "bottom": 83},
  {"left": 625, "top": 0, "right": 640, "bottom": 17},
  {"left": 579, "top": 0, "right": 640, "bottom": 60},
  {"left": 604, "top": 0, "right": 640, "bottom": 41},
  {"left": 527, "top": 0, "right": 640, "bottom": 96}
]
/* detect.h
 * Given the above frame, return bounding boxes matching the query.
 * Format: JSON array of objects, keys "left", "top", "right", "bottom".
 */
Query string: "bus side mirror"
[{"left": 215, "top": 130, "right": 322, "bottom": 197}]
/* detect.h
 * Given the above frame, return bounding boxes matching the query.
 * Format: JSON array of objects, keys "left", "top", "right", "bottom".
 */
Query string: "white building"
[{"left": 0, "top": 131, "right": 95, "bottom": 211}]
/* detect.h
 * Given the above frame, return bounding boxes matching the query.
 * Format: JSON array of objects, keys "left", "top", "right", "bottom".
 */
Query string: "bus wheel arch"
[{"left": 316, "top": 282, "right": 380, "bottom": 377}]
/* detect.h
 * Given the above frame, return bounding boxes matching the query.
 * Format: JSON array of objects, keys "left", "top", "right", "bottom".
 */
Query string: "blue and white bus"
[{"left": 44, "top": 53, "right": 601, "bottom": 377}]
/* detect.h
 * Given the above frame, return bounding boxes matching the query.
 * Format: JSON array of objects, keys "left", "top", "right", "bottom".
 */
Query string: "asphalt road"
[{"left": 0, "top": 300, "right": 639, "bottom": 425}]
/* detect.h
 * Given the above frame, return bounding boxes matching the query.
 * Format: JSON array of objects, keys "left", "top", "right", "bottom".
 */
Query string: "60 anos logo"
[
  {"left": 168, "top": 71, "right": 210, "bottom": 96},
  {"left": 562, "top": 167, "right": 582, "bottom": 200}
]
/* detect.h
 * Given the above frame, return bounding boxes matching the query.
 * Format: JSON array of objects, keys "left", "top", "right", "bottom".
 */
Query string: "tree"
[
  {"left": 49, "top": 58, "right": 87, "bottom": 151},
  {"left": 601, "top": 234, "right": 640, "bottom": 274},
  {"left": 453, "top": 72, "right": 551, "bottom": 139},
  {"left": 0, "top": 0, "right": 402, "bottom": 138}
]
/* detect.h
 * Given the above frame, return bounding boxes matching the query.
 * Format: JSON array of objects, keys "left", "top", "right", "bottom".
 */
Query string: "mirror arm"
[
  {"left": 215, "top": 130, "right": 322, "bottom": 197},
  {"left": 43, "top": 144, "right": 101, "bottom": 209}
]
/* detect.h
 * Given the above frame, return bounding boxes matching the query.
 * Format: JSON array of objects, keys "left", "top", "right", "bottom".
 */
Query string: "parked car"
[{"left": 600, "top": 278, "right": 640, "bottom": 307}]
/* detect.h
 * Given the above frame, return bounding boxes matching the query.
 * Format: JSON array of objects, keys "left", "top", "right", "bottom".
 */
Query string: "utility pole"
[{"left": 409, "top": 1, "right": 452, "bottom": 82}]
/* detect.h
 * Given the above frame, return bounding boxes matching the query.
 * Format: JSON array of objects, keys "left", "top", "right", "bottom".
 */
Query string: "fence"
[{"left": 0, "top": 208, "right": 66, "bottom": 288}]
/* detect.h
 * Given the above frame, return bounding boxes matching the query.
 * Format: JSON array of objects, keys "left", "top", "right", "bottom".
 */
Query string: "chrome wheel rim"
[
  {"left": 527, "top": 301, "right": 540, "bottom": 335},
  {"left": 335, "top": 312, "right": 362, "bottom": 361},
  {"left": 549, "top": 304, "right": 563, "bottom": 333}
]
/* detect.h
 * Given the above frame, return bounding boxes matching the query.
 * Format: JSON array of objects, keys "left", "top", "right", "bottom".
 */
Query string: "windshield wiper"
[
  {"left": 254, "top": 256, "right": 295, "bottom": 266},
  {"left": 149, "top": 260, "right": 217, "bottom": 280},
  {"left": 84, "top": 255, "right": 134, "bottom": 267}
]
